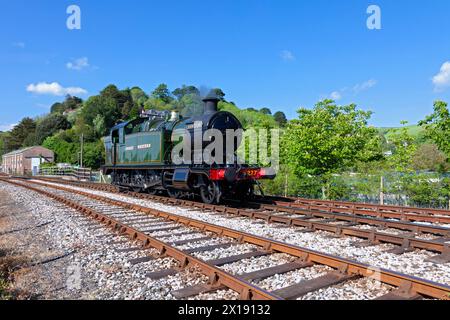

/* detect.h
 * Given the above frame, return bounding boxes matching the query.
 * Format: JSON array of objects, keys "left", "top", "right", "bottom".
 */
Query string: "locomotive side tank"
[{"left": 102, "top": 91, "right": 275, "bottom": 204}]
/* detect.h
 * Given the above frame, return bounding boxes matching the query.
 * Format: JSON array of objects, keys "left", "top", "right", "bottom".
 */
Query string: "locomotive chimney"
[{"left": 202, "top": 90, "right": 220, "bottom": 114}]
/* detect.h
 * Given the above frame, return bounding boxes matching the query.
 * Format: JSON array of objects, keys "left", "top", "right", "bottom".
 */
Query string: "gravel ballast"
[{"left": 33, "top": 180, "right": 450, "bottom": 286}]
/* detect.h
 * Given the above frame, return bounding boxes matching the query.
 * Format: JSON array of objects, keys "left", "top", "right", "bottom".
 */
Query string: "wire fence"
[{"left": 262, "top": 171, "right": 450, "bottom": 210}]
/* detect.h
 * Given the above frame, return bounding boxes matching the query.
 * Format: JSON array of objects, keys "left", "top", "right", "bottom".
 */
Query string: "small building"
[{"left": 1, "top": 146, "right": 54, "bottom": 176}]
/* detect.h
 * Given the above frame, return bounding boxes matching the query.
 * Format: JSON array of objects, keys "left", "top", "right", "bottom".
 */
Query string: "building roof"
[{"left": 2, "top": 146, "right": 52, "bottom": 157}]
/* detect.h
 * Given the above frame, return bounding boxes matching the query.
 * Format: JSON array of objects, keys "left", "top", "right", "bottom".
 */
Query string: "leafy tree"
[
  {"left": 35, "top": 113, "right": 71, "bottom": 144},
  {"left": 93, "top": 115, "right": 107, "bottom": 137},
  {"left": 281, "top": 100, "right": 382, "bottom": 178},
  {"left": 50, "top": 102, "right": 65, "bottom": 114},
  {"left": 260, "top": 108, "right": 272, "bottom": 115},
  {"left": 387, "top": 121, "right": 417, "bottom": 172},
  {"left": 152, "top": 84, "right": 172, "bottom": 103},
  {"left": 274, "top": 111, "right": 287, "bottom": 127},
  {"left": 0, "top": 132, "right": 9, "bottom": 157},
  {"left": 121, "top": 100, "right": 138, "bottom": 119},
  {"left": 42, "top": 133, "right": 78, "bottom": 164},
  {"left": 212, "top": 88, "right": 225, "bottom": 100},
  {"left": 82, "top": 95, "right": 121, "bottom": 130},
  {"left": 4, "top": 117, "right": 36, "bottom": 151},
  {"left": 130, "top": 87, "right": 148, "bottom": 106},
  {"left": 419, "top": 101, "right": 450, "bottom": 157},
  {"left": 172, "top": 85, "right": 200, "bottom": 100},
  {"left": 63, "top": 95, "right": 83, "bottom": 111},
  {"left": 82, "top": 140, "right": 105, "bottom": 169},
  {"left": 412, "top": 143, "right": 448, "bottom": 172}
]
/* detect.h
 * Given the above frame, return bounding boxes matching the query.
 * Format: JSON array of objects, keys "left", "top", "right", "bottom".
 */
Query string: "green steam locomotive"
[{"left": 102, "top": 91, "right": 275, "bottom": 204}]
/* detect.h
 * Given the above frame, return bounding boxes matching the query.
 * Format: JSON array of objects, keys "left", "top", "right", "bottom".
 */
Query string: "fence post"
[{"left": 380, "top": 176, "right": 384, "bottom": 205}]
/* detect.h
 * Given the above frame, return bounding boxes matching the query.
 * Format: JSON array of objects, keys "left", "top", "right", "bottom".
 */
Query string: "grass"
[
  {"left": 0, "top": 248, "right": 28, "bottom": 300},
  {"left": 378, "top": 125, "right": 425, "bottom": 139}
]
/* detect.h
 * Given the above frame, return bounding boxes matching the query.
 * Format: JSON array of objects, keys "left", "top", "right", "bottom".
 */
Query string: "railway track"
[
  {"left": 1, "top": 177, "right": 449, "bottom": 300},
  {"left": 32, "top": 177, "right": 450, "bottom": 261}
]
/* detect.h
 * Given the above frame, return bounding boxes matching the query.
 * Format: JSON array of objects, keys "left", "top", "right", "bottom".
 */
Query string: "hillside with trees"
[
  {"left": 0, "top": 84, "right": 286, "bottom": 169},
  {"left": 1, "top": 83, "right": 450, "bottom": 208}
]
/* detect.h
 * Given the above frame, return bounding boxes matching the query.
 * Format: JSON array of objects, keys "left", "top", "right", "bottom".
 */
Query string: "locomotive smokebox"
[{"left": 202, "top": 90, "right": 220, "bottom": 114}]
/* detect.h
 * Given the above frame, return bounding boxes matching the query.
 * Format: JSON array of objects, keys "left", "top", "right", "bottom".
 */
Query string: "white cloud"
[
  {"left": 280, "top": 50, "right": 295, "bottom": 61},
  {"left": 432, "top": 61, "right": 450, "bottom": 91},
  {"left": 66, "top": 57, "right": 90, "bottom": 70},
  {"left": 328, "top": 79, "right": 377, "bottom": 101},
  {"left": 26, "top": 82, "right": 87, "bottom": 96},
  {"left": 0, "top": 123, "right": 16, "bottom": 132},
  {"left": 12, "top": 42, "right": 25, "bottom": 48},
  {"left": 330, "top": 91, "right": 342, "bottom": 100},
  {"left": 352, "top": 79, "right": 377, "bottom": 94}
]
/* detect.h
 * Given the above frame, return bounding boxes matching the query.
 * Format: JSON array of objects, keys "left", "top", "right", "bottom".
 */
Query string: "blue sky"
[{"left": 1, "top": 0, "right": 450, "bottom": 130}]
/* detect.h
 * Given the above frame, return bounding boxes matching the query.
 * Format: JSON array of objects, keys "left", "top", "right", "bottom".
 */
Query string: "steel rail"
[
  {"left": 0, "top": 177, "right": 281, "bottom": 300},
  {"left": 30, "top": 177, "right": 450, "bottom": 253},
  {"left": 277, "top": 196, "right": 450, "bottom": 218},
  {"left": 9, "top": 178, "right": 450, "bottom": 300}
]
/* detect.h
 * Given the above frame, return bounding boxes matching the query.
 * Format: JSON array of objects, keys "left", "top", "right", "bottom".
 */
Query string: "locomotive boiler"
[{"left": 102, "top": 91, "right": 275, "bottom": 204}]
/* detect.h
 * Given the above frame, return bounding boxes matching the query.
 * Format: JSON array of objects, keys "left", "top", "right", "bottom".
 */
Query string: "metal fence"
[{"left": 39, "top": 166, "right": 101, "bottom": 182}]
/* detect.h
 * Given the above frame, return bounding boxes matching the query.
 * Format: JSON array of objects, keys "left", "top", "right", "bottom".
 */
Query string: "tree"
[
  {"left": 81, "top": 95, "right": 121, "bottom": 130},
  {"left": 63, "top": 95, "right": 83, "bottom": 111},
  {"left": 35, "top": 113, "right": 71, "bottom": 144},
  {"left": 50, "top": 102, "right": 65, "bottom": 114},
  {"left": 100, "top": 85, "right": 133, "bottom": 117},
  {"left": 212, "top": 88, "right": 225, "bottom": 100},
  {"left": 412, "top": 143, "right": 448, "bottom": 172},
  {"left": 4, "top": 117, "right": 36, "bottom": 151},
  {"left": 42, "top": 133, "right": 78, "bottom": 164},
  {"left": 130, "top": 87, "right": 148, "bottom": 106},
  {"left": 81, "top": 140, "right": 105, "bottom": 169},
  {"left": 172, "top": 85, "right": 200, "bottom": 100},
  {"left": 260, "top": 107, "right": 272, "bottom": 115},
  {"left": 274, "top": 111, "right": 287, "bottom": 127},
  {"left": 152, "top": 84, "right": 172, "bottom": 103},
  {"left": 121, "top": 100, "right": 137, "bottom": 119},
  {"left": 387, "top": 121, "right": 417, "bottom": 172},
  {"left": 281, "top": 100, "right": 382, "bottom": 178},
  {"left": 419, "top": 101, "right": 450, "bottom": 157},
  {"left": 93, "top": 115, "right": 107, "bottom": 137}
]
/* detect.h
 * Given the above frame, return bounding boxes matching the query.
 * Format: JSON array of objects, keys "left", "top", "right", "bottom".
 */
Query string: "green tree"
[
  {"left": 260, "top": 107, "right": 272, "bottom": 115},
  {"left": 4, "top": 117, "right": 36, "bottom": 151},
  {"left": 419, "top": 101, "right": 450, "bottom": 157},
  {"left": 282, "top": 100, "right": 382, "bottom": 177},
  {"left": 82, "top": 95, "right": 121, "bottom": 130},
  {"left": 130, "top": 87, "right": 148, "bottom": 106},
  {"left": 50, "top": 102, "right": 65, "bottom": 114},
  {"left": 212, "top": 88, "right": 225, "bottom": 100},
  {"left": 82, "top": 140, "right": 105, "bottom": 169},
  {"left": 274, "top": 111, "right": 287, "bottom": 127},
  {"left": 63, "top": 95, "right": 83, "bottom": 110},
  {"left": 152, "top": 84, "right": 172, "bottom": 103},
  {"left": 387, "top": 121, "right": 417, "bottom": 172},
  {"left": 35, "top": 113, "right": 71, "bottom": 144},
  {"left": 42, "top": 133, "right": 78, "bottom": 164},
  {"left": 172, "top": 85, "right": 200, "bottom": 100},
  {"left": 93, "top": 114, "right": 107, "bottom": 137},
  {"left": 412, "top": 143, "right": 448, "bottom": 172}
]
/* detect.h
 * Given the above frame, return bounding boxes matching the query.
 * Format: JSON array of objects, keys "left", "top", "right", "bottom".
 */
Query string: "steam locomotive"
[{"left": 102, "top": 91, "right": 275, "bottom": 204}]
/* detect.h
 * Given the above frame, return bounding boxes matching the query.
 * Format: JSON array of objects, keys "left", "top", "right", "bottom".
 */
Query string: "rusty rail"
[
  {"left": 29, "top": 177, "right": 450, "bottom": 254},
  {"left": 1, "top": 177, "right": 280, "bottom": 300},
  {"left": 5, "top": 177, "right": 449, "bottom": 300}
]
